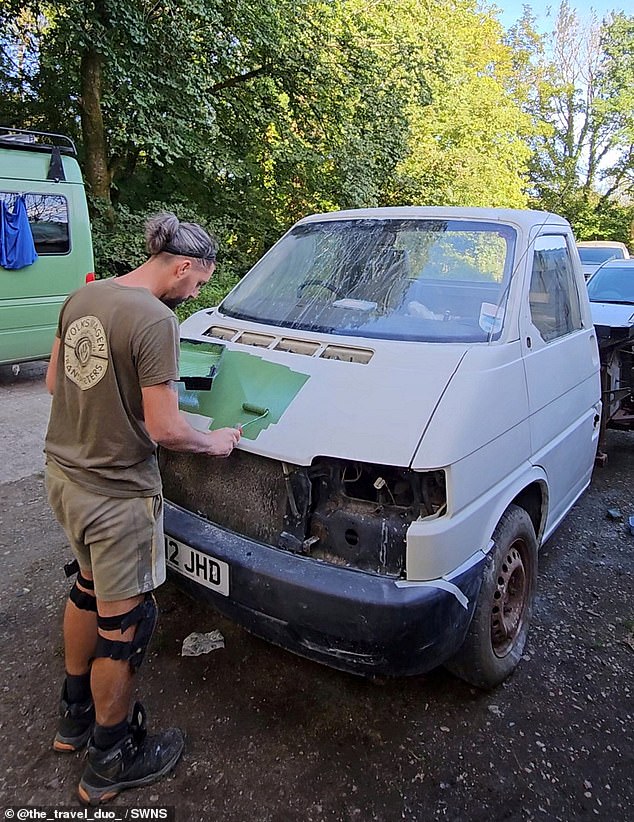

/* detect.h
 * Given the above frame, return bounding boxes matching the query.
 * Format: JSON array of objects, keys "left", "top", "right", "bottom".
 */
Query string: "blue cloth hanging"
[{"left": 0, "top": 196, "right": 38, "bottom": 269}]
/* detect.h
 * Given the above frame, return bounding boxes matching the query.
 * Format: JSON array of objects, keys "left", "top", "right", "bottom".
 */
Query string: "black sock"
[
  {"left": 93, "top": 719, "right": 130, "bottom": 750},
  {"left": 65, "top": 672, "right": 92, "bottom": 705}
]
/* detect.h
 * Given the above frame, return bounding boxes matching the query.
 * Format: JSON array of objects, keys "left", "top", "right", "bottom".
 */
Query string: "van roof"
[
  {"left": 577, "top": 240, "right": 629, "bottom": 252},
  {"left": 297, "top": 206, "right": 569, "bottom": 231},
  {"left": 0, "top": 127, "right": 83, "bottom": 185},
  {"left": 0, "top": 127, "right": 77, "bottom": 157}
]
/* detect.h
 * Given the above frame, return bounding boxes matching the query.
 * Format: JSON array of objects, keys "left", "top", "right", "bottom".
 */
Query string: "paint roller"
[{"left": 237, "top": 402, "right": 269, "bottom": 430}]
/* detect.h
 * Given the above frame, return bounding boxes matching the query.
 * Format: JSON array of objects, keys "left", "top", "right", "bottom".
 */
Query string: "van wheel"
[{"left": 446, "top": 504, "right": 537, "bottom": 689}]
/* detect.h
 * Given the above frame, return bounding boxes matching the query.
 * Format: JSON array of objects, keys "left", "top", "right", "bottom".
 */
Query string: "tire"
[{"left": 446, "top": 504, "right": 538, "bottom": 689}]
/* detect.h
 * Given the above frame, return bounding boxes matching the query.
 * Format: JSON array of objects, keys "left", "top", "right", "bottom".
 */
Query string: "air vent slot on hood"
[
  {"left": 275, "top": 338, "right": 321, "bottom": 356},
  {"left": 239, "top": 331, "right": 276, "bottom": 348},
  {"left": 205, "top": 325, "right": 238, "bottom": 341},
  {"left": 321, "top": 345, "right": 373, "bottom": 364},
  {"left": 202, "top": 324, "right": 374, "bottom": 363}
]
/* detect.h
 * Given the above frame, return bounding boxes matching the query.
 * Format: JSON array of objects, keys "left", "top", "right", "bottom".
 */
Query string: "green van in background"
[{"left": 0, "top": 127, "right": 94, "bottom": 367}]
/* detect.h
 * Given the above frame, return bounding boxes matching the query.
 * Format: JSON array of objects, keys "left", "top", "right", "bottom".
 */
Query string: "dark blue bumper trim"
[{"left": 164, "top": 501, "right": 485, "bottom": 676}]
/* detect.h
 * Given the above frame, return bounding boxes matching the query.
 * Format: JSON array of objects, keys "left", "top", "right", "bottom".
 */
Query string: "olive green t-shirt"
[{"left": 45, "top": 279, "right": 180, "bottom": 497}]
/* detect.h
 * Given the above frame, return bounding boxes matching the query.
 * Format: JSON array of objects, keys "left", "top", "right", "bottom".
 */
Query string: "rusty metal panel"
[{"left": 160, "top": 449, "right": 288, "bottom": 545}]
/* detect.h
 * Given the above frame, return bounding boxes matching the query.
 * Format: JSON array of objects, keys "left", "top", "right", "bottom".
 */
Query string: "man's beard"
[{"left": 160, "top": 296, "right": 185, "bottom": 310}]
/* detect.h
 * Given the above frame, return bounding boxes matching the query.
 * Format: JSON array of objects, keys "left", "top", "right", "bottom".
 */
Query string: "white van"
[
  {"left": 160, "top": 207, "right": 601, "bottom": 688},
  {"left": 577, "top": 240, "right": 630, "bottom": 280}
]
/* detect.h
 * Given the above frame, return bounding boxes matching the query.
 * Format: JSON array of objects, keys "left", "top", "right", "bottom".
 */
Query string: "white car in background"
[
  {"left": 587, "top": 259, "right": 634, "bottom": 441},
  {"left": 588, "top": 259, "right": 634, "bottom": 329},
  {"left": 577, "top": 240, "right": 630, "bottom": 280}
]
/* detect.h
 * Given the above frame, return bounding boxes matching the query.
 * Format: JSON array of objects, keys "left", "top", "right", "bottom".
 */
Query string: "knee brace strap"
[
  {"left": 65, "top": 557, "right": 95, "bottom": 606},
  {"left": 95, "top": 594, "right": 158, "bottom": 672},
  {"left": 69, "top": 581, "right": 97, "bottom": 612},
  {"left": 94, "top": 635, "right": 134, "bottom": 664},
  {"left": 77, "top": 572, "right": 95, "bottom": 590}
]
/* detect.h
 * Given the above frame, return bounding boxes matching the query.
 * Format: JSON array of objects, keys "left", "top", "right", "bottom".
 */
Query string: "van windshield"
[{"left": 220, "top": 219, "right": 517, "bottom": 342}]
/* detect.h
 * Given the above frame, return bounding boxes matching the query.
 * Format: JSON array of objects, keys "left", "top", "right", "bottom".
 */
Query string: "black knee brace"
[
  {"left": 64, "top": 558, "right": 97, "bottom": 612},
  {"left": 94, "top": 593, "right": 158, "bottom": 672}
]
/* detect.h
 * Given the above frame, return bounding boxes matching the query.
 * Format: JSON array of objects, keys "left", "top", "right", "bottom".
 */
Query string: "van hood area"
[{"left": 177, "top": 313, "right": 468, "bottom": 467}]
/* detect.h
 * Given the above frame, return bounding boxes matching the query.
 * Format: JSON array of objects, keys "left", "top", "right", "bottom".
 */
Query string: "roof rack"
[{"left": 0, "top": 126, "right": 77, "bottom": 156}]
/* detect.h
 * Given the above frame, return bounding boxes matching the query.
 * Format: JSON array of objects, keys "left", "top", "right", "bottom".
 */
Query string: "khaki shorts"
[{"left": 46, "top": 461, "right": 166, "bottom": 602}]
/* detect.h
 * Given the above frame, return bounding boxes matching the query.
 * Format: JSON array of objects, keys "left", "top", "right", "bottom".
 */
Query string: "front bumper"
[{"left": 164, "top": 501, "right": 486, "bottom": 676}]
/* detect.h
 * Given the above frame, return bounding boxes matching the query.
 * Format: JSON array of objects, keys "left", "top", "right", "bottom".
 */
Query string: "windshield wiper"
[{"left": 591, "top": 299, "right": 634, "bottom": 305}]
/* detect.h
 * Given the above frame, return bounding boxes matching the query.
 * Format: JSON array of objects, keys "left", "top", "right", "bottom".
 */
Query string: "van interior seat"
[{"left": 406, "top": 279, "right": 498, "bottom": 320}]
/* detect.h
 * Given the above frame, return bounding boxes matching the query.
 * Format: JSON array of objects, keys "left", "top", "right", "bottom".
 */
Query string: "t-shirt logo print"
[{"left": 63, "top": 315, "right": 109, "bottom": 390}]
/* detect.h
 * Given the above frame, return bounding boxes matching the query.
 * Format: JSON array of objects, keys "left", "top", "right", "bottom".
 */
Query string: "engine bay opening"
[
  {"left": 305, "top": 459, "right": 446, "bottom": 576},
  {"left": 159, "top": 449, "right": 446, "bottom": 577}
]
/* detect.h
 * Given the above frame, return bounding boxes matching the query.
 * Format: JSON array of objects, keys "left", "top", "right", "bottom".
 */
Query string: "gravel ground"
[{"left": 0, "top": 363, "right": 632, "bottom": 821}]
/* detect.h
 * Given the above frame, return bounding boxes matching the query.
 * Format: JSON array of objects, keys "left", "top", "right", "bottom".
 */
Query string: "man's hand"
[
  {"left": 143, "top": 383, "right": 243, "bottom": 455},
  {"left": 203, "top": 427, "right": 241, "bottom": 458}
]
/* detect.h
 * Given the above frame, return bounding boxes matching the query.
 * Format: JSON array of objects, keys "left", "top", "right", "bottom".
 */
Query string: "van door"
[{"left": 521, "top": 233, "right": 600, "bottom": 532}]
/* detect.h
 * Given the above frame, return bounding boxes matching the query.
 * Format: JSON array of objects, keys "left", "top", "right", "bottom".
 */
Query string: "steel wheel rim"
[{"left": 491, "top": 540, "right": 529, "bottom": 657}]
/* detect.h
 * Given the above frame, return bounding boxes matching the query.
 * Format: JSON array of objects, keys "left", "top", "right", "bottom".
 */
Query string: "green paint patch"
[{"left": 178, "top": 343, "right": 309, "bottom": 439}]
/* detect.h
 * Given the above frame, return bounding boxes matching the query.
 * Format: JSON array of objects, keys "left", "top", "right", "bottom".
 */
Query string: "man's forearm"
[
  {"left": 143, "top": 381, "right": 240, "bottom": 457},
  {"left": 155, "top": 414, "right": 218, "bottom": 453}
]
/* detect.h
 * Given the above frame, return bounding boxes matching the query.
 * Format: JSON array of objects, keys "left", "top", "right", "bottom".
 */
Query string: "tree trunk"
[{"left": 79, "top": 49, "right": 113, "bottom": 219}]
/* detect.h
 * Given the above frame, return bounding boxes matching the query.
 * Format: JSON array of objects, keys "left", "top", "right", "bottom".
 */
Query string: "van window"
[
  {"left": 529, "top": 235, "right": 583, "bottom": 342},
  {"left": 578, "top": 246, "right": 625, "bottom": 264},
  {"left": 0, "top": 192, "right": 70, "bottom": 255},
  {"left": 221, "top": 219, "right": 517, "bottom": 343}
]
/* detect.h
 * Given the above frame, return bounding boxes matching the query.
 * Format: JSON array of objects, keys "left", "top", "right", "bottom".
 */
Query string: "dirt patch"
[{"left": 0, "top": 432, "right": 632, "bottom": 821}]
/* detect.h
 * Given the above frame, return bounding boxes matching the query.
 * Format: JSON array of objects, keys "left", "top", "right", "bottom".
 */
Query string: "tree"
[
  {"left": 0, "top": 2, "right": 411, "bottom": 227},
  {"left": 381, "top": 0, "right": 534, "bottom": 208},
  {"left": 1, "top": 1, "right": 235, "bottom": 214},
  {"left": 512, "top": 2, "right": 634, "bottom": 241},
  {"left": 0, "top": 0, "right": 571, "bottom": 285},
  {"left": 597, "top": 13, "right": 634, "bottom": 201}
]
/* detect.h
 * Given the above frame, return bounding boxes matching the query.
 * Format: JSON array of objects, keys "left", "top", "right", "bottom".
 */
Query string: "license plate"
[{"left": 165, "top": 536, "right": 229, "bottom": 597}]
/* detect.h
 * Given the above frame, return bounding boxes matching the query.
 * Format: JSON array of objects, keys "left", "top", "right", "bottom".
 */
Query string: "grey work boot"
[
  {"left": 78, "top": 703, "right": 184, "bottom": 805},
  {"left": 53, "top": 682, "right": 95, "bottom": 753}
]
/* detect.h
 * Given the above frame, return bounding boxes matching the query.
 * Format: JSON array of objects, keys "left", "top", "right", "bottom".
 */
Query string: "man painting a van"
[{"left": 44, "top": 213, "right": 241, "bottom": 804}]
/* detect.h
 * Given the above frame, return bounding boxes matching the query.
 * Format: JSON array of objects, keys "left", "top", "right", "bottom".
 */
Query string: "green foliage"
[
  {"left": 90, "top": 199, "right": 240, "bottom": 319},
  {"left": 547, "top": 192, "right": 634, "bottom": 246},
  {"left": 384, "top": 0, "right": 534, "bottom": 208},
  {"left": 516, "top": 3, "right": 634, "bottom": 244},
  {"left": 3, "top": 0, "right": 632, "bottom": 283},
  {"left": 91, "top": 199, "right": 243, "bottom": 280}
]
